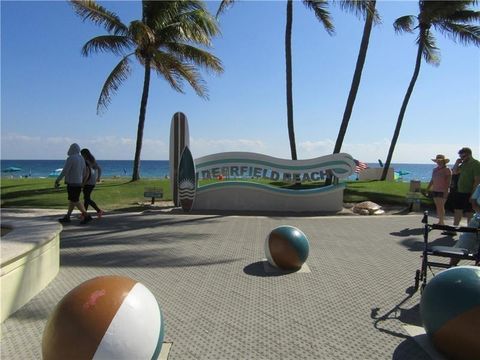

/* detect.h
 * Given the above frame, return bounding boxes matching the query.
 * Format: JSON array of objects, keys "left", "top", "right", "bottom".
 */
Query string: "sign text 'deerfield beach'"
[
  {"left": 194, "top": 152, "right": 355, "bottom": 182},
  {"left": 197, "top": 165, "right": 328, "bottom": 182}
]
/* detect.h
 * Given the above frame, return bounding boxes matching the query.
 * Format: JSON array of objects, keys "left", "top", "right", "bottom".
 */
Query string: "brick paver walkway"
[{"left": 1, "top": 210, "right": 447, "bottom": 359}]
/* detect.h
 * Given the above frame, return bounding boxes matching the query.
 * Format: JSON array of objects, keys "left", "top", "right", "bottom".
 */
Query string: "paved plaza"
[{"left": 1, "top": 210, "right": 460, "bottom": 359}]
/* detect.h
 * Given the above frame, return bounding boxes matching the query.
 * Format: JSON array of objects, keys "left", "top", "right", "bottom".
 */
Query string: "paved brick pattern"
[{"left": 2, "top": 211, "right": 456, "bottom": 359}]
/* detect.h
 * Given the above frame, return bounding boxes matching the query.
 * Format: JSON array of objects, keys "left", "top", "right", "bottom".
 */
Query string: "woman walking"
[
  {"left": 55, "top": 143, "right": 93, "bottom": 224},
  {"left": 426, "top": 154, "right": 452, "bottom": 225},
  {"left": 81, "top": 148, "right": 104, "bottom": 218}
]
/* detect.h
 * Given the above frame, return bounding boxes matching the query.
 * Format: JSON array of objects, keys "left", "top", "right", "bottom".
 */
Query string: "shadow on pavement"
[
  {"left": 390, "top": 228, "right": 424, "bottom": 237},
  {"left": 392, "top": 338, "right": 430, "bottom": 360},
  {"left": 371, "top": 289, "right": 421, "bottom": 340},
  {"left": 243, "top": 261, "right": 295, "bottom": 277},
  {"left": 399, "top": 235, "right": 456, "bottom": 252},
  {"left": 61, "top": 249, "right": 240, "bottom": 268},
  {"left": 58, "top": 213, "right": 234, "bottom": 268}
]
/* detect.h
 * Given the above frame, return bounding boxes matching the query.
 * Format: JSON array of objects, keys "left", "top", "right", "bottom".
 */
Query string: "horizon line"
[{"left": 1, "top": 158, "right": 435, "bottom": 165}]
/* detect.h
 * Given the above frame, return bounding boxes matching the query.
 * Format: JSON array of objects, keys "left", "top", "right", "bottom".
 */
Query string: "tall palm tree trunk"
[
  {"left": 381, "top": 40, "right": 424, "bottom": 181},
  {"left": 333, "top": 1, "right": 375, "bottom": 155},
  {"left": 326, "top": 0, "right": 376, "bottom": 186},
  {"left": 285, "top": 0, "right": 297, "bottom": 160},
  {"left": 132, "top": 59, "right": 151, "bottom": 181}
]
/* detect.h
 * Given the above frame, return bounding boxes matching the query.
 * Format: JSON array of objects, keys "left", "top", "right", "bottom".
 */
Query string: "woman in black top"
[{"left": 81, "top": 148, "right": 104, "bottom": 218}]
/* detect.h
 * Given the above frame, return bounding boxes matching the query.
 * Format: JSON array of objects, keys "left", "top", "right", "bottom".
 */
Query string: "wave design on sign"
[{"left": 195, "top": 152, "right": 355, "bottom": 180}]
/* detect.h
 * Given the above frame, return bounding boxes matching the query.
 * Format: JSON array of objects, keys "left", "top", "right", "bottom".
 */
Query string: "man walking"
[
  {"left": 55, "top": 143, "right": 92, "bottom": 225},
  {"left": 451, "top": 147, "right": 480, "bottom": 230}
]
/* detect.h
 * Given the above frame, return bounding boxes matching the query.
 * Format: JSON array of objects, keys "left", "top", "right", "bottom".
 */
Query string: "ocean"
[
  {"left": 1, "top": 160, "right": 170, "bottom": 179},
  {"left": 1, "top": 160, "right": 436, "bottom": 182}
]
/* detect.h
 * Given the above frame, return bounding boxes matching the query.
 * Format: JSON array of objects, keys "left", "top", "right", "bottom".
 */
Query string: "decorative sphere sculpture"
[
  {"left": 42, "top": 276, "right": 164, "bottom": 360},
  {"left": 420, "top": 266, "right": 480, "bottom": 360},
  {"left": 264, "top": 225, "right": 309, "bottom": 270}
]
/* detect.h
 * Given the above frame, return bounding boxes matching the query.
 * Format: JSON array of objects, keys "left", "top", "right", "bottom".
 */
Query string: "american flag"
[{"left": 354, "top": 159, "right": 368, "bottom": 173}]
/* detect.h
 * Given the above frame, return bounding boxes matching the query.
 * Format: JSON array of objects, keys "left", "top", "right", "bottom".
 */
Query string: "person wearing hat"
[
  {"left": 426, "top": 154, "right": 452, "bottom": 225},
  {"left": 450, "top": 147, "right": 480, "bottom": 231}
]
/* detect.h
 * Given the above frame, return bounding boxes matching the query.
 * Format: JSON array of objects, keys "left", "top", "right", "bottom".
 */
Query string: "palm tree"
[
  {"left": 332, "top": 0, "right": 379, "bottom": 155},
  {"left": 217, "top": 0, "right": 334, "bottom": 160},
  {"left": 71, "top": 0, "right": 223, "bottom": 181},
  {"left": 381, "top": 0, "right": 480, "bottom": 180},
  {"left": 325, "top": 0, "right": 379, "bottom": 185}
]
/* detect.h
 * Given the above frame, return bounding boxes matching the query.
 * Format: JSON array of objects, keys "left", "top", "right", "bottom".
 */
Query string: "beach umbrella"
[
  {"left": 3, "top": 166, "right": 22, "bottom": 173},
  {"left": 48, "top": 168, "right": 63, "bottom": 178}
]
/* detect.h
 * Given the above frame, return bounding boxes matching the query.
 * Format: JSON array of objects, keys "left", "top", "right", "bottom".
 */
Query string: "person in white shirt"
[{"left": 55, "top": 143, "right": 92, "bottom": 224}]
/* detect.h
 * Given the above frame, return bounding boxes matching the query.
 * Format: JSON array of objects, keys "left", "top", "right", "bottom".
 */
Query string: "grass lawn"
[
  {"left": 0, "top": 177, "right": 433, "bottom": 211},
  {"left": 1, "top": 178, "right": 171, "bottom": 211}
]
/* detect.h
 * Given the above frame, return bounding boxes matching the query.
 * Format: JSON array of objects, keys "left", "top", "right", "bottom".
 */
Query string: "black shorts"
[
  {"left": 452, "top": 192, "right": 473, "bottom": 213},
  {"left": 431, "top": 191, "right": 445, "bottom": 198},
  {"left": 67, "top": 185, "right": 82, "bottom": 202}
]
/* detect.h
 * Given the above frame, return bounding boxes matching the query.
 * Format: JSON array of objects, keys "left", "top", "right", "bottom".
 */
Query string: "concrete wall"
[
  {"left": 193, "top": 182, "right": 345, "bottom": 213},
  {"left": 1, "top": 217, "right": 61, "bottom": 323}
]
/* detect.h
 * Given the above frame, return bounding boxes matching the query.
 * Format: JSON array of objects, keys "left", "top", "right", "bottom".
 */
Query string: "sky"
[{"left": 1, "top": 0, "right": 479, "bottom": 163}]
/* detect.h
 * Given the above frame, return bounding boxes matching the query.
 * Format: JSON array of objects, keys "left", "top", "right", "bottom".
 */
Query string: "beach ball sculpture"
[
  {"left": 264, "top": 225, "right": 309, "bottom": 271},
  {"left": 42, "top": 276, "right": 164, "bottom": 360},
  {"left": 420, "top": 266, "right": 480, "bottom": 360}
]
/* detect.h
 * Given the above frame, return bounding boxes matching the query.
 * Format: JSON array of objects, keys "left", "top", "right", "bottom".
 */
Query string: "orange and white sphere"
[{"left": 42, "top": 276, "right": 164, "bottom": 360}]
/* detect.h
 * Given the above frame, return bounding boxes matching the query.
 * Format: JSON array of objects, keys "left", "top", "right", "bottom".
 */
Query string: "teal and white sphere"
[
  {"left": 265, "top": 225, "right": 309, "bottom": 270},
  {"left": 420, "top": 266, "right": 480, "bottom": 360}
]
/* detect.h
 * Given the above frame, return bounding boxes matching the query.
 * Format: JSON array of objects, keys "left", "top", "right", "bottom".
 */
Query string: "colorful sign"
[
  {"left": 195, "top": 152, "right": 355, "bottom": 182},
  {"left": 170, "top": 112, "right": 356, "bottom": 213}
]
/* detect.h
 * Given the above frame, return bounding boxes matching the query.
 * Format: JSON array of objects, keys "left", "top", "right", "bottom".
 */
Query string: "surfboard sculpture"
[
  {"left": 178, "top": 146, "right": 196, "bottom": 212},
  {"left": 169, "top": 112, "right": 190, "bottom": 206}
]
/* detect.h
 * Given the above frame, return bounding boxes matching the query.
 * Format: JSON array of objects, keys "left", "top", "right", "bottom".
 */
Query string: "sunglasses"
[{"left": 459, "top": 153, "right": 468, "bottom": 158}]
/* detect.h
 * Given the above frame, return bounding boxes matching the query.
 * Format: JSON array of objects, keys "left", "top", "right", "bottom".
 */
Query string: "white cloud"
[
  {"left": 1, "top": 133, "right": 167, "bottom": 160},
  {"left": 299, "top": 138, "right": 478, "bottom": 163},
  {"left": 298, "top": 139, "right": 335, "bottom": 156},
  {"left": 2, "top": 131, "right": 478, "bottom": 163},
  {"left": 190, "top": 137, "right": 267, "bottom": 157}
]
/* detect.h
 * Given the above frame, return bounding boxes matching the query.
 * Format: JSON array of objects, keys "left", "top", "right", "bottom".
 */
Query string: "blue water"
[
  {"left": 1, "top": 160, "right": 170, "bottom": 179},
  {"left": 1, "top": 159, "right": 436, "bottom": 182}
]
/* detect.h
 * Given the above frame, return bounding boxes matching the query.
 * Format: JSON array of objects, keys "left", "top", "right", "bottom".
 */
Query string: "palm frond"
[
  {"left": 129, "top": 20, "right": 156, "bottom": 49},
  {"left": 81, "top": 35, "right": 133, "bottom": 57},
  {"left": 419, "top": 30, "right": 440, "bottom": 65},
  {"left": 439, "top": 10, "right": 480, "bottom": 24},
  {"left": 144, "top": 0, "right": 218, "bottom": 44},
  {"left": 338, "top": 0, "right": 380, "bottom": 24},
  {"left": 143, "top": 1, "right": 199, "bottom": 30},
  {"left": 173, "top": 8, "right": 221, "bottom": 45},
  {"left": 173, "top": 65, "right": 208, "bottom": 99},
  {"left": 97, "top": 55, "right": 133, "bottom": 114},
  {"left": 150, "top": 50, "right": 208, "bottom": 98},
  {"left": 148, "top": 52, "right": 184, "bottom": 94},
  {"left": 303, "top": 0, "right": 335, "bottom": 35},
  {"left": 155, "top": 10, "right": 219, "bottom": 47},
  {"left": 163, "top": 43, "right": 223, "bottom": 74},
  {"left": 393, "top": 15, "right": 417, "bottom": 34},
  {"left": 216, "top": 0, "right": 236, "bottom": 18},
  {"left": 435, "top": 22, "right": 480, "bottom": 46},
  {"left": 70, "top": 0, "right": 128, "bottom": 35}
]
